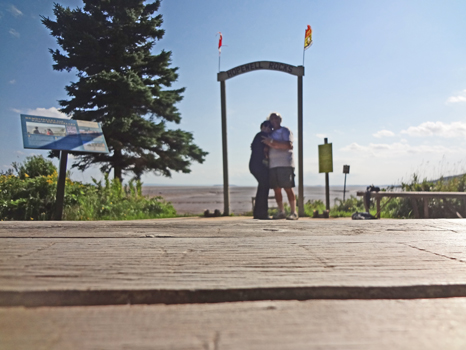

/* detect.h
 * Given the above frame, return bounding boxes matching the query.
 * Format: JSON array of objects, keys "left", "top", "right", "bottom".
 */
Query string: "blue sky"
[{"left": 1, "top": 0, "right": 466, "bottom": 187}]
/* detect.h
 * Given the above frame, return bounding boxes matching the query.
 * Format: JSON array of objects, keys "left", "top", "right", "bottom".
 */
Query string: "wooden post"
[
  {"left": 220, "top": 80, "right": 230, "bottom": 216},
  {"left": 343, "top": 173, "right": 347, "bottom": 202},
  {"left": 324, "top": 138, "right": 330, "bottom": 211},
  {"left": 376, "top": 197, "right": 381, "bottom": 219},
  {"left": 297, "top": 73, "right": 304, "bottom": 217},
  {"left": 54, "top": 151, "right": 68, "bottom": 221},
  {"left": 424, "top": 197, "right": 429, "bottom": 219},
  {"left": 410, "top": 198, "right": 420, "bottom": 219},
  {"left": 342, "top": 165, "right": 350, "bottom": 202}
]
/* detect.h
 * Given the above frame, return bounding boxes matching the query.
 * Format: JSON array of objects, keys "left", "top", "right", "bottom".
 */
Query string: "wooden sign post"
[
  {"left": 343, "top": 165, "right": 350, "bottom": 202},
  {"left": 318, "top": 138, "right": 333, "bottom": 210}
]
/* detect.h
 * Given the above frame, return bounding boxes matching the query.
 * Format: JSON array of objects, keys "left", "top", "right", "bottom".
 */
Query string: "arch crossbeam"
[{"left": 217, "top": 61, "right": 304, "bottom": 81}]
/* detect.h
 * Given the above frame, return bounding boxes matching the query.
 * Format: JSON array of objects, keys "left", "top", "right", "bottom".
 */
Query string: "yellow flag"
[{"left": 304, "top": 25, "right": 312, "bottom": 50}]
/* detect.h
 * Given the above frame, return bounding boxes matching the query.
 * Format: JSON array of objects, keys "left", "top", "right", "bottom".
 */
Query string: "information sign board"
[
  {"left": 20, "top": 114, "right": 108, "bottom": 153},
  {"left": 318, "top": 143, "right": 333, "bottom": 173}
]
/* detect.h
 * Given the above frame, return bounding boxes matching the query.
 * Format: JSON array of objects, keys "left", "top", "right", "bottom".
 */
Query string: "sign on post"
[
  {"left": 20, "top": 114, "right": 109, "bottom": 220},
  {"left": 319, "top": 139, "right": 333, "bottom": 211},
  {"left": 343, "top": 165, "right": 350, "bottom": 201},
  {"left": 318, "top": 143, "right": 333, "bottom": 173}
]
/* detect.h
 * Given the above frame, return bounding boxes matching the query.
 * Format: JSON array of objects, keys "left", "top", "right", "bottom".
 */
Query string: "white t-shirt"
[{"left": 269, "top": 126, "right": 295, "bottom": 168}]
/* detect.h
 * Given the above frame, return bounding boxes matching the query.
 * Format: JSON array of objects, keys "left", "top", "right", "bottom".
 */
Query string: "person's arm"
[
  {"left": 263, "top": 145, "right": 269, "bottom": 159},
  {"left": 261, "top": 136, "right": 293, "bottom": 150}
]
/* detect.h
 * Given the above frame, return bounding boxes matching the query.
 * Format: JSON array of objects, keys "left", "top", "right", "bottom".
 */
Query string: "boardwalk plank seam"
[
  {"left": 3, "top": 285, "right": 466, "bottom": 307},
  {"left": 403, "top": 243, "right": 466, "bottom": 264}
]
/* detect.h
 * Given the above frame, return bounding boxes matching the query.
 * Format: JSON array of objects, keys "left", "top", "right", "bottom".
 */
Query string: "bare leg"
[
  {"left": 273, "top": 187, "right": 284, "bottom": 212},
  {"left": 284, "top": 187, "right": 296, "bottom": 214}
]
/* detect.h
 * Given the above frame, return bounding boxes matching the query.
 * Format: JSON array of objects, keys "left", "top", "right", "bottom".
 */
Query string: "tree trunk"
[{"left": 114, "top": 167, "right": 122, "bottom": 182}]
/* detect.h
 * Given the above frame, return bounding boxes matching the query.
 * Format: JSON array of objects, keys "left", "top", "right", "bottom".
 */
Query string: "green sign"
[{"left": 318, "top": 143, "right": 333, "bottom": 173}]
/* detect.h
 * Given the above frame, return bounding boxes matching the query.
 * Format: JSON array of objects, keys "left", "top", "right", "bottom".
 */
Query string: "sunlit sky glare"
[{"left": 1, "top": 0, "right": 466, "bottom": 187}]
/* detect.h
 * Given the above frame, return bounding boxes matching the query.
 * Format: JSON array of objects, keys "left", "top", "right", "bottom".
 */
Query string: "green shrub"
[
  {"left": 329, "top": 196, "right": 367, "bottom": 217},
  {"left": 302, "top": 199, "right": 325, "bottom": 217},
  {"left": 0, "top": 158, "right": 176, "bottom": 221},
  {"left": 11, "top": 155, "right": 56, "bottom": 179},
  {"left": 0, "top": 170, "right": 57, "bottom": 220}
]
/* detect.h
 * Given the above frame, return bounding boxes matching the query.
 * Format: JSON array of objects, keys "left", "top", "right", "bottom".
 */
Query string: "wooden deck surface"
[{"left": 1, "top": 217, "right": 466, "bottom": 349}]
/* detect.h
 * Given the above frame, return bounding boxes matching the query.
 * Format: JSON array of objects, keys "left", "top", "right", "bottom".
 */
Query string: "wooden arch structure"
[{"left": 217, "top": 61, "right": 305, "bottom": 216}]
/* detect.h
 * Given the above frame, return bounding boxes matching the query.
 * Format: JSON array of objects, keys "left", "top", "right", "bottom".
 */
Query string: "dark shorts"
[{"left": 269, "top": 167, "right": 295, "bottom": 189}]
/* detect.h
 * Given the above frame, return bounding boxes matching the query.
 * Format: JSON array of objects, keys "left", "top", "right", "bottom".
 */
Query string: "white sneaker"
[
  {"left": 286, "top": 212, "right": 299, "bottom": 220},
  {"left": 273, "top": 211, "right": 286, "bottom": 220}
]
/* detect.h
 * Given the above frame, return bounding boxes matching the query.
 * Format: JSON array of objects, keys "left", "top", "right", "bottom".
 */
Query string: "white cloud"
[
  {"left": 316, "top": 134, "right": 327, "bottom": 139},
  {"left": 9, "top": 79, "right": 16, "bottom": 84},
  {"left": 446, "top": 89, "right": 466, "bottom": 104},
  {"left": 341, "top": 142, "right": 368, "bottom": 152},
  {"left": 8, "top": 5, "right": 22, "bottom": 17},
  {"left": 340, "top": 142, "right": 464, "bottom": 158},
  {"left": 373, "top": 130, "right": 395, "bottom": 138},
  {"left": 13, "top": 107, "right": 69, "bottom": 119},
  {"left": 9, "top": 28, "right": 20, "bottom": 38},
  {"left": 27, "top": 107, "right": 69, "bottom": 119},
  {"left": 401, "top": 121, "right": 466, "bottom": 138}
]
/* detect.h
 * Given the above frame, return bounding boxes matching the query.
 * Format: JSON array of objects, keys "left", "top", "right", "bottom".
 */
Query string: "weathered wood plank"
[
  {"left": 357, "top": 191, "right": 466, "bottom": 199},
  {"left": 1, "top": 217, "right": 463, "bottom": 239},
  {"left": 1, "top": 219, "right": 466, "bottom": 296},
  {"left": 1, "top": 299, "right": 466, "bottom": 350}
]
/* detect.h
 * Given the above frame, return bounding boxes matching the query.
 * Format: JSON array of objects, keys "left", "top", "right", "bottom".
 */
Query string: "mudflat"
[{"left": 142, "top": 185, "right": 367, "bottom": 214}]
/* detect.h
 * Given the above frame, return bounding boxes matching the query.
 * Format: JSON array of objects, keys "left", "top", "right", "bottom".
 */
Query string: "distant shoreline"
[
  {"left": 142, "top": 185, "right": 369, "bottom": 215},
  {"left": 142, "top": 184, "right": 384, "bottom": 188}
]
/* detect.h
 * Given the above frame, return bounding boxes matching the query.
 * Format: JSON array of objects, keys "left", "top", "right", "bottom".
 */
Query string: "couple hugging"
[{"left": 249, "top": 112, "right": 298, "bottom": 220}]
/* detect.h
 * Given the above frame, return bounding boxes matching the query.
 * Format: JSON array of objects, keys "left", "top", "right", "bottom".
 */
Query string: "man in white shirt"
[{"left": 262, "top": 112, "right": 298, "bottom": 220}]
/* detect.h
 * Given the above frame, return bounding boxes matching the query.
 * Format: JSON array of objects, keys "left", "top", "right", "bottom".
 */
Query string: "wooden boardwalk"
[{"left": 1, "top": 217, "right": 466, "bottom": 349}]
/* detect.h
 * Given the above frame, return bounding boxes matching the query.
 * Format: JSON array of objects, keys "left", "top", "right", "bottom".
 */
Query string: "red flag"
[{"left": 218, "top": 32, "right": 222, "bottom": 54}]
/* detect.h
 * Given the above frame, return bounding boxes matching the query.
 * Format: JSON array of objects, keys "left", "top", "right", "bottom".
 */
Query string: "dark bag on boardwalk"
[{"left": 351, "top": 211, "right": 376, "bottom": 220}]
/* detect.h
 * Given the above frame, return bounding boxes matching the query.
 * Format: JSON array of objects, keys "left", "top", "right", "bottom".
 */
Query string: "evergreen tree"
[{"left": 41, "top": 0, "right": 207, "bottom": 180}]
